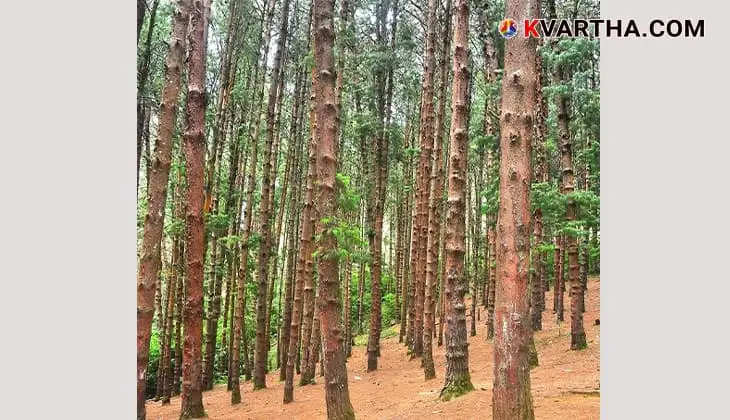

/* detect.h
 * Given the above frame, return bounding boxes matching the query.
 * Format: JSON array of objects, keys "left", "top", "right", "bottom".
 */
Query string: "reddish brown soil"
[{"left": 147, "top": 277, "right": 600, "bottom": 419}]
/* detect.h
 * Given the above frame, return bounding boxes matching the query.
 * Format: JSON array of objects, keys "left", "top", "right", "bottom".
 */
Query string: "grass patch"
[{"left": 353, "top": 325, "right": 400, "bottom": 346}]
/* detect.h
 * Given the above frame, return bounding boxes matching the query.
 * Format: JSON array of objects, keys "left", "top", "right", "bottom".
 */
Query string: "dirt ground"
[{"left": 147, "top": 277, "right": 600, "bottom": 419}]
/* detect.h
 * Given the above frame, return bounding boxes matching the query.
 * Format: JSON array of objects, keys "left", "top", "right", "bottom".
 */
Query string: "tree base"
[
  {"left": 367, "top": 352, "right": 378, "bottom": 372},
  {"left": 283, "top": 386, "right": 293, "bottom": 404},
  {"left": 571, "top": 332, "right": 587, "bottom": 350},
  {"left": 440, "top": 374, "right": 475, "bottom": 401},
  {"left": 179, "top": 406, "right": 206, "bottom": 419},
  {"left": 299, "top": 377, "right": 316, "bottom": 386}
]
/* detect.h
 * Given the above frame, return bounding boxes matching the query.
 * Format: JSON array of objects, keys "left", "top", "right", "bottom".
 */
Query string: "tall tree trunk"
[
  {"left": 136, "top": 1, "right": 189, "bottom": 418},
  {"left": 230, "top": 108, "right": 262, "bottom": 406},
  {"left": 253, "top": 0, "right": 292, "bottom": 389},
  {"left": 559, "top": 90, "right": 587, "bottom": 350},
  {"left": 279, "top": 64, "right": 308, "bottom": 382},
  {"left": 299, "top": 50, "right": 320, "bottom": 386},
  {"left": 311, "top": 0, "right": 356, "bottom": 413},
  {"left": 179, "top": 1, "right": 209, "bottom": 418},
  {"left": 422, "top": 0, "right": 451, "bottom": 378},
  {"left": 409, "top": 0, "right": 438, "bottom": 359},
  {"left": 303, "top": 285, "right": 322, "bottom": 382},
  {"left": 160, "top": 236, "right": 178, "bottom": 404},
  {"left": 284, "top": 128, "right": 316, "bottom": 400},
  {"left": 344, "top": 257, "right": 353, "bottom": 357},
  {"left": 366, "top": 0, "right": 397, "bottom": 372},
  {"left": 440, "top": 0, "right": 474, "bottom": 401},
  {"left": 492, "top": 0, "right": 538, "bottom": 417}
]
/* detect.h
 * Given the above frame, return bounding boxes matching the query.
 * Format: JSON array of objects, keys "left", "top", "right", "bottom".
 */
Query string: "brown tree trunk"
[
  {"left": 284, "top": 129, "right": 317, "bottom": 400},
  {"left": 303, "top": 286, "right": 322, "bottom": 383},
  {"left": 279, "top": 66, "right": 308, "bottom": 382},
  {"left": 366, "top": 0, "right": 397, "bottom": 372},
  {"left": 440, "top": 0, "right": 474, "bottom": 401},
  {"left": 136, "top": 1, "right": 189, "bottom": 418},
  {"left": 558, "top": 87, "right": 587, "bottom": 350},
  {"left": 311, "top": 0, "right": 356, "bottom": 412},
  {"left": 492, "top": 0, "right": 538, "bottom": 417},
  {"left": 160, "top": 236, "right": 178, "bottom": 404},
  {"left": 179, "top": 1, "right": 209, "bottom": 418},
  {"left": 173, "top": 240, "right": 185, "bottom": 397},
  {"left": 253, "top": 0, "right": 292, "bottom": 389},
  {"left": 230, "top": 110, "right": 262, "bottom": 405},
  {"left": 409, "top": 0, "right": 438, "bottom": 359},
  {"left": 299, "top": 49, "right": 320, "bottom": 386},
  {"left": 556, "top": 235, "right": 565, "bottom": 321},
  {"left": 344, "top": 257, "right": 353, "bottom": 357},
  {"left": 422, "top": 0, "right": 451, "bottom": 378}
]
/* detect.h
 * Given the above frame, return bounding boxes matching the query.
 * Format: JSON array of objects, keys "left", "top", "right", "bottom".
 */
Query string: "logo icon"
[{"left": 499, "top": 19, "right": 518, "bottom": 39}]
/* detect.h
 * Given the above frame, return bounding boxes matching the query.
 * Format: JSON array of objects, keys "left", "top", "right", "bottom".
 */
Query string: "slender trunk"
[
  {"left": 492, "top": 0, "right": 538, "bottom": 417},
  {"left": 556, "top": 235, "right": 565, "bottom": 321},
  {"left": 559, "top": 91, "right": 587, "bottom": 350},
  {"left": 303, "top": 287, "right": 322, "bottom": 383},
  {"left": 154, "top": 248, "right": 166, "bottom": 401},
  {"left": 409, "top": 0, "right": 438, "bottom": 359},
  {"left": 311, "top": 0, "right": 355, "bottom": 412},
  {"left": 160, "top": 237, "right": 178, "bottom": 404},
  {"left": 469, "top": 174, "right": 478, "bottom": 337},
  {"left": 253, "top": 0, "right": 292, "bottom": 388},
  {"left": 230, "top": 108, "right": 261, "bottom": 406},
  {"left": 423, "top": 0, "right": 451, "bottom": 377},
  {"left": 344, "top": 257, "right": 353, "bottom": 357},
  {"left": 279, "top": 87, "right": 306, "bottom": 380},
  {"left": 284, "top": 130, "right": 317, "bottom": 400},
  {"left": 299, "top": 49, "right": 319, "bottom": 386},
  {"left": 137, "top": 0, "right": 160, "bottom": 194},
  {"left": 440, "top": 0, "right": 474, "bottom": 401},
  {"left": 136, "top": 1, "right": 189, "bottom": 418},
  {"left": 172, "top": 241, "right": 185, "bottom": 396},
  {"left": 179, "top": 1, "right": 209, "bottom": 417}
]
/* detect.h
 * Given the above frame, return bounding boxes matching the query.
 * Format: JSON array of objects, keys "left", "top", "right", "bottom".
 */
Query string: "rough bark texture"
[
  {"left": 491, "top": 0, "right": 538, "bottom": 417},
  {"left": 136, "top": 1, "right": 190, "bottom": 418},
  {"left": 284, "top": 122, "right": 317, "bottom": 403},
  {"left": 440, "top": 0, "right": 474, "bottom": 401},
  {"left": 423, "top": 0, "right": 451, "bottom": 379},
  {"left": 300, "top": 55, "right": 319, "bottom": 386},
  {"left": 408, "top": 0, "right": 438, "bottom": 359},
  {"left": 310, "top": 0, "right": 356, "bottom": 416},
  {"left": 179, "top": 1, "right": 209, "bottom": 418}
]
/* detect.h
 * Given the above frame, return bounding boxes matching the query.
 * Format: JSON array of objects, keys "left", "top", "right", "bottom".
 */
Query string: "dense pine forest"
[{"left": 136, "top": 0, "right": 600, "bottom": 418}]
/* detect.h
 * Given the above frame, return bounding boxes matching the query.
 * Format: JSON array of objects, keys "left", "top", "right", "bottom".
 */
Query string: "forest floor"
[{"left": 147, "top": 276, "right": 600, "bottom": 419}]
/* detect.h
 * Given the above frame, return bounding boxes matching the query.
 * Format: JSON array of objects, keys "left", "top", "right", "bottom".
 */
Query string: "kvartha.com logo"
[{"left": 498, "top": 18, "right": 705, "bottom": 38}]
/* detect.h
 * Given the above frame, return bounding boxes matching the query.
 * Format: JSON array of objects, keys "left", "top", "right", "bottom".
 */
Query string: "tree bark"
[
  {"left": 440, "top": 0, "right": 475, "bottom": 401},
  {"left": 311, "top": 0, "right": 356, "bottom": 414},
  {"left": 409, "top": 0, "right": 438, "bottom": 359},
  {"left": 179, "top": 1, "right": 210, "bottom": 417},
  {"left": 491, "top": 0, "right": 538, "bottom": 417},
  {"left": 136, "top": 1, "right": 190, "bottom": 418}
]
